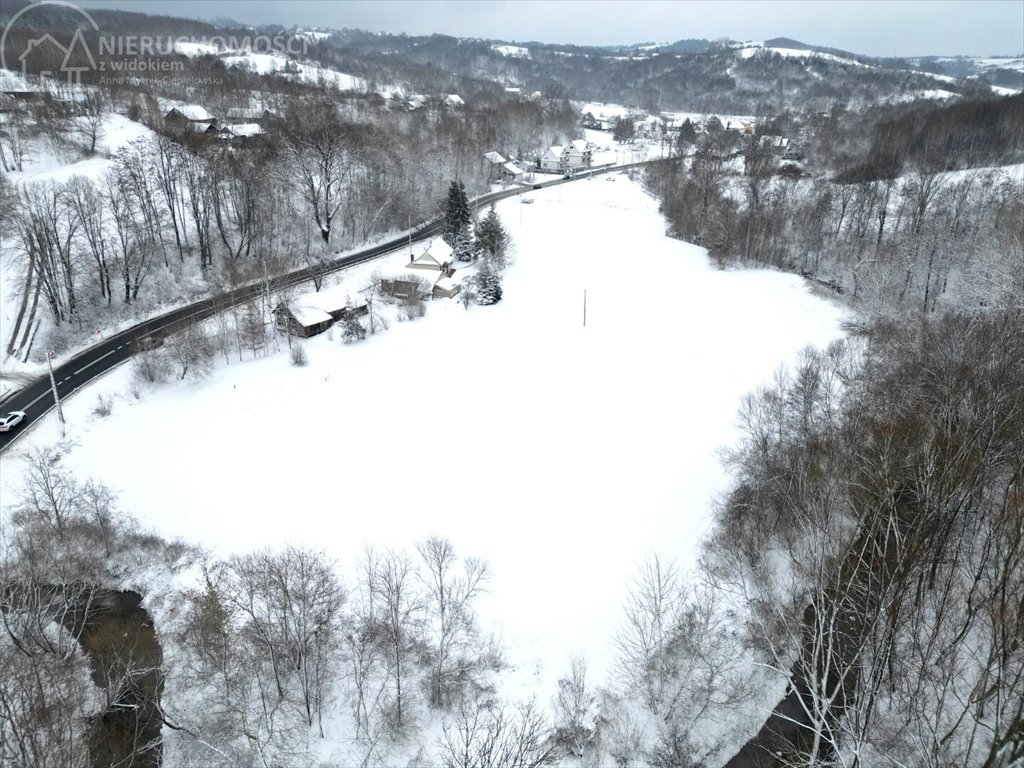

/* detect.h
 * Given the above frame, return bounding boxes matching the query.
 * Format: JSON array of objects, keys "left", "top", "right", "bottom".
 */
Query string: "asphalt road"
[{"left": 0, "top": 161, "right": 650, "bottom": 453}]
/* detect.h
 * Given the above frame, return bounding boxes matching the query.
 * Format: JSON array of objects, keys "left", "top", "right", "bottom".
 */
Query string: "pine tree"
[
  {"left": 473, "top": 256, "right": 503, "bottom": 306},
  {"left": 341, "top": 313, "right": 367, "bottom": 343},
  {"left": 613, "top": 117, "right": 636, "bottom": 143},
  {"left": 677, "top": 118, "right": 697, "bottom": 147},
  {"left": 452, "top": 225, "right": 477, "bottom": 263},
  {"left": 443, "top": 180, "right": 471, "bottom": 245},
  {"left": 474, "top": 205, "right": 508, "bottom": 267}
]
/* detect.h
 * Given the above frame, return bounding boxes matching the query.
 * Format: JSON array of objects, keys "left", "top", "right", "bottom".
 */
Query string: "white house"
[
  {"left": 540, "top": 145, "right": 566, "bottom": 173},
  {"left": 442, "top": 94, "right": 465, "bottom": 108},
  {"left": 564, "top": 139, "right": 593, "bottom": 170},
  {"left": 409, "top": 238, "right": 455, "bottom": 273}
]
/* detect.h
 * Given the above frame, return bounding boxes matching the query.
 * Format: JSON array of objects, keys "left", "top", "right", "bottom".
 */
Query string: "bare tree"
[
  {"left": 438, "top": 698, "right": 559, "bottom": 768},
  {"left": 417, "top": 537, "right": 489, "bottom": 709}
]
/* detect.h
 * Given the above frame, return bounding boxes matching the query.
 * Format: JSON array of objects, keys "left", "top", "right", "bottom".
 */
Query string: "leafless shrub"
[
  {"left": 604, "top": 705, "right": 646, "bottom": 768},
  {"left": 132, "top": 347, "right": 172, "bottom": 384},
  {"left": 399, "top": 294, "right": 427, "bottom": 321},
  {"left": 92, "top": 393, "right": 113, "bottom": 417},
  {"left": 290, "top": 343, "right": 308, "bottom": 367},
  {"left": 552, "top": 654, "right": 596, "bottom": 757},
  {"left": 437, "top": 698, "right": 559, "bottom": 768}
]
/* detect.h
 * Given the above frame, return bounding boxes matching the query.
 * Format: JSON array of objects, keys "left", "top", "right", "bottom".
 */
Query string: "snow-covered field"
[
  {"left": 0, "top": 175, "right": 847, "bottom": 696},
  {"left": 492, "top": 44, "right": 530, "bottom": 58},
  {"left": 220, "top": 52, "right": 367, "bottom": 91}
]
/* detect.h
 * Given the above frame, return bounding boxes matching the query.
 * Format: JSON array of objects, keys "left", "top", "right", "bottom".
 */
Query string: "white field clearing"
[{"left": 0, "top": 173, "right": 847, "bottom": 693}]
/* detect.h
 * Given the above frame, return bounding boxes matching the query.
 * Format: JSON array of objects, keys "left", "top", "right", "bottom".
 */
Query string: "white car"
[{"left": 0, "top": 411, "right": 26, "bottom": 432}]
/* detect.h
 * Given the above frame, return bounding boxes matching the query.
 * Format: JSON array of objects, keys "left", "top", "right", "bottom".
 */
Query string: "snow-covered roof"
[
  {"left": 544, "top": 145, "right": 565, "bottom": 159},
  {"left": 190, "top": 122, "right": 217, "bottom": 133},
  {"left": 288, "top": 303, "right": 333, "bottom": 328},
  {"left": 434, "top": 276, "right": 459, "bottom": 291},
  {"left": 169, "top": 104, "right": 213, "bottom": 122},
  {"left": 569, "top": 139, "right": 589, "bottom": 152},
  {"left": 227, "top": 123, "right": 265, "bottom": 137},
  {"left": 504, "top": 86, "right": 521, "bottom": 93},
  {"left": 410, "top": 238, "right": 454, "bottom": 270},
  {"left": 423, "top": 238, "right": 454, "bottom": 263},
  {"left": 443, "top": 94, "right": 465, "bottom": 106},
  {"left": 290, "top": 283, "right": 362, "bottom": 316},
  {"left": 503, "top": 162, "right": 524, "bottom": 175},
  {"left": 484, "top": 150, "right": 507, "bottom": 164}
]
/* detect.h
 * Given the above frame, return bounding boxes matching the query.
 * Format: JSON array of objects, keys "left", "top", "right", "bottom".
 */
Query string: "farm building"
[
  {"left": 273, "top": 303, "right": 333, "bottom": 338},
  {"left": 432, "top": 276, "right": 462, "bottom": 299},
  {"left": 274, "top": 284, "right": 367, "bottom": 337}
]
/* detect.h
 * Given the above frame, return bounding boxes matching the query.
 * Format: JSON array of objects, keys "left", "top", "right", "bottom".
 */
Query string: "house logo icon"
[{"left": 1, "top": 1, "right": 100, "bottom": 86}]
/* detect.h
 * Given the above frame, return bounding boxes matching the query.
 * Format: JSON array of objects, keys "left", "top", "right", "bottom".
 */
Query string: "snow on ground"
[
  {"left": 492, "top": 44, "right": 530, "bottom": 58},
  {"left": 220, "top": 52, "right": 366, "bottom": 91},
  {"left": 173, "top": 40, "right": 220, "bottom": 56},
  {"left": 972, "top": 56, "right": 1024, "bottom": 72},
  {"left": 579, "top": 101, "right": 633, "bottom": 121},
  {"left": 0, "top": 174, "right": 847, "bottom": 700},
  {"left": 738, "top": 45, "right": 870, "bottom": 68},
  {"left": 2, "top": 111, "right": 156, "bottom": 186}
]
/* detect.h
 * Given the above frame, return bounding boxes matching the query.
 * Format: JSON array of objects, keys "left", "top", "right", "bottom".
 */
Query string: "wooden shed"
[{"left": 273, "top": 303, "right": 333, "bottom": 337}]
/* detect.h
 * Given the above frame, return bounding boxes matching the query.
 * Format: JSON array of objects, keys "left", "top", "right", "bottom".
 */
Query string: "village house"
[
  {"left": 408, "top": 238, "right": 455, "bottom": 274},
  {"left": 442, "top": 94, "right": 465, "bottom": 108},
  {"left": 724, "top": 119, "right": 756, "bottom": 135},
  {"left": 564, "top": 139, "right": 593, "bottom": 170},
  {"left": 539, "top": 144, "right": 566, "bottom": 173},
  {"left": 164, "top": 105, "right": 217, "bottom": 133},
  {"left": 500, "top": 160, "right": 527, "bottom": 184},
  {"left": 223, "top": 122, "right": 267, "bottom": 144},
  {"left": 758, "top": 134, "right": 790, "bottom": 154},
  {"left": 405, "top": 94, "right": 429, "bottom": 110},
  {"left": 483, "top": 150, "right": 508, "bottom": 182}
]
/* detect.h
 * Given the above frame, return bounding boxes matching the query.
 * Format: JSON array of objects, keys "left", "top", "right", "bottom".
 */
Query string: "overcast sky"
[{"left": 75, "top": 0, "right": 1024, "bottom": 57}]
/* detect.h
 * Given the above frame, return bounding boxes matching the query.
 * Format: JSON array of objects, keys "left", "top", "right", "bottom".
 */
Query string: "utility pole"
[{"left": 47, "top": 350, "right": 66, "bottom": 438}]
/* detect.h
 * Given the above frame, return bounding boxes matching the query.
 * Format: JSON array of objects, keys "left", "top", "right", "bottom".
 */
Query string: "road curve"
[{"left": 0, "top": 161, "right": 654, "bottom": 453}]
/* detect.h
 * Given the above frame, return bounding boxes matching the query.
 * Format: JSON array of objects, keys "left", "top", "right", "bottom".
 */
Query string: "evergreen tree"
[
  {"left": 341, "top": 313, "right": 367, "bottom": 343},
  {"left": 473, "top": 256, "right": 503, "bottom": 305},
  {"left": 452, "top": 225, "right": 477, "bottom": 263},
  {"left": 677, "top": 118, "right": 698, "bottom": 147},
  {"left": 613, "top": 117, "right": 636, "bottom": 143},
  {"left": 474, "top": 205, "right": 508, "bottom": 267},
  {"left": 443, "top": 180, "right": 471, "bottom": 245}
]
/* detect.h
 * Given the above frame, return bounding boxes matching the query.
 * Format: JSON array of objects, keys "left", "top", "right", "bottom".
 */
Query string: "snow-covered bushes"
[{"left": 290, "top": 342, "right": 308, "bottom": 366}]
